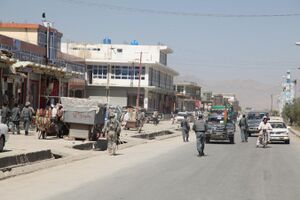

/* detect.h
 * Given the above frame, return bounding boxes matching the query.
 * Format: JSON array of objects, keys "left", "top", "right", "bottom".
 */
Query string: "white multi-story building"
[
  {"left": 279, "top": 70, "right": 295, "bottom": 114},
  {"left": 61, "top": 41, "right": 179, "bottom": 113}
]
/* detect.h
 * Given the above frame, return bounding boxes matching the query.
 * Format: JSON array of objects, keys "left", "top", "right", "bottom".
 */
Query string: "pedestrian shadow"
[
  {"left": 112, "top": 153, "right": 124, "bottom": 156},
  {"left": 38, "top": 136, "right": 62, "bottom": 140},
  {"left": 0, "top": 149, "right": 12, "bottom": 153},
  {"left": 257, "top": 146, "right": 272, "bottom": 149}
]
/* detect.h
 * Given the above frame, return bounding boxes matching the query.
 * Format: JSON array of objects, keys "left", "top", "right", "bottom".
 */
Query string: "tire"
[
  {"left": 285, "top": 140, "right": 290, "bottom": 144},
  {"left": 248, "top": 132, "right": 251, "bottom": 137},
  {"left": 0, "top": 136, "right": 5, "bottom": 152},
  {"left": 229, "top": 136, "right": 235, "bottom": 144}
]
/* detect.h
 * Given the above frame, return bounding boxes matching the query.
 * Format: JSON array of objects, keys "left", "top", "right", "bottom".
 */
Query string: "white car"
[
  {"left": 174, "top": 112, "right": 187, "bottom": 129},
  {"left": 269, "top": 118, "right": 289, "bottom": 144},
  {"left": 0, "top": 123, "right": 9, "bottom": 152}
]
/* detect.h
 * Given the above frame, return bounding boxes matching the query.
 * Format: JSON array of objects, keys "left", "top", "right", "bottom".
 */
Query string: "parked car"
[
  {"left": 0, "top": 123, "right": 9, "bottom": 152},
  {"left": 269, "top": 117, "right": 290, "bottom": 144}
]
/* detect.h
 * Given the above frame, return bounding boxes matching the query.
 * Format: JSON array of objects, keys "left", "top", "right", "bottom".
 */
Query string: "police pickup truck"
[{"left": 205, "top": 113, "right": 235, "bottom": 144}]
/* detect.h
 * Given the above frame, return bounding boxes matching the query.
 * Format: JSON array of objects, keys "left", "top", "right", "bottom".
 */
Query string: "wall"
[
  {"left": 0, "top": 28, "right": 38, "bottom": 45},
  {"left": 61, "top": 43, "right": 168, "bottom": 64}
]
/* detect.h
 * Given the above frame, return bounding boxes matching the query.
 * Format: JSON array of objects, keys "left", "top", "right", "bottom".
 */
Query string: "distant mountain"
[{"left": 175, "top": 76, "right": 281, "bottom": 110}]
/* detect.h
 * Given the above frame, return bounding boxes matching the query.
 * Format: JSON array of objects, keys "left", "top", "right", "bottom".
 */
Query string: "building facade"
[
  {"left": 61, "top": 41, "right": 178, "bottom": 113},
  {"left": 0, "top": 22, "right": 85, "bottom": 109},
  {"left": 174, "top": 81, "right": 201, "bottom": 111}
]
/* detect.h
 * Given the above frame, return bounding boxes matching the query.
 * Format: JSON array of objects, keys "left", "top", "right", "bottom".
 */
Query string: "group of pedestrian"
[
  {"left": 1, "top": 101, "right": 33, "bottom": 135},
  {"left": 238, "top": 114, "right": 272, "bottom": 147},
  {"left": 182, "top": 112, "right": 273, "bottom": 158},
  {"left": 35, "top": 103, "right": 66, "bottom": 139}
]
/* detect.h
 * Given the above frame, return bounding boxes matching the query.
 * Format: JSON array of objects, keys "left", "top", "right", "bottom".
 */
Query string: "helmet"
[
  {"left": 262, "top": 116, "right": 268, "bottom": 121},
  {"left": 25, "top": 101, "right": 31, "bottom": 106}
]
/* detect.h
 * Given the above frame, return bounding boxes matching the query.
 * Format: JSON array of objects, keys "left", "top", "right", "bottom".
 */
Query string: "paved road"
[{"left": 1, "top": 131, "right": 300, "bottom": 200}]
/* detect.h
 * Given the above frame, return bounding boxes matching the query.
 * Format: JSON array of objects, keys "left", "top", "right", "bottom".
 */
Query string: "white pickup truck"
[{"left": 0, "top": 123, "right": 9, "bottom": 152}]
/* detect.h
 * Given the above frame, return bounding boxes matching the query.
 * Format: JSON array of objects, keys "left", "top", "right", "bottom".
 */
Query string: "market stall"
[{"left": 60, "top": 97, "right": 105, "bottom": 140}]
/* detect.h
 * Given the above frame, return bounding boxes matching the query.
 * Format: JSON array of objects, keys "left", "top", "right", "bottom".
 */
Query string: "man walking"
[
  {"left": 239, "top": 114, "right": 248, "bottom": 142},
  {"left": 1, "top": 103, "right": 10, "bottom": 126},
  {"left": 102, "top": 112, "right": 121, "bottom": 155},
  {"left": 193, "top": 114, "right": 207, "bottom": 157},
  {"left": 21, "top": 102, "right": 33, "bottom": 136},
  {"left": 11, "top": 103, "right": 21, "bottom": 134},
  {"left": 181, "top": 115, "right": 190, "bottom": 142}
]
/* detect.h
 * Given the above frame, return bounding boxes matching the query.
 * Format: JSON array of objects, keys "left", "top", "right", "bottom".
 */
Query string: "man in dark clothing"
[
  {"left": 11, "top": 103, "right": 21, "bottom": 134},
  {"left": 193, "top": 115, "right": 207, "bottom": 157},
  {"left": 21, "top": 102, "right": 32, "bottom": 136},
  {"left": 1, "top": 103, "right": 10, "bottom": 126},
  {"left": 181, "top": 115, "right": 190, "bottom": 142},
  {"left": 239, "top": 114, "right": 248, "bottom": 142}
]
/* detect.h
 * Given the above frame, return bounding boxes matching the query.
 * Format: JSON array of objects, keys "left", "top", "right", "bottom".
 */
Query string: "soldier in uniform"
[
  {"left": 21, "top": 102, "right": 33, "bottom": 136},
  {"left": 10, "top": 103, "right": 21, "bottom": 134},
  {"left": 193, "top": 114, "right": 207, "bottom": 157},
  {"left": 102, "top": 112, "right": 121, "bottom": 155},
  {"left": 137, "top": 109, "right": 145, "bottom": 133},
  {"left": 1, "top": 103, "right": 10, "bottom": 126}
]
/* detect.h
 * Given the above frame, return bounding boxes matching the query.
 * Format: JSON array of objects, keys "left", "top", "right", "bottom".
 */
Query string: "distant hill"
[{"left": 175, "top": 76, "right": 281, "bottom": 110}]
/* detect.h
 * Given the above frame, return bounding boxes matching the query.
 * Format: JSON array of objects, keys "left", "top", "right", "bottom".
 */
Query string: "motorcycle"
[{"left": 258, "top": 129, "right": 268, "bottom": 148}]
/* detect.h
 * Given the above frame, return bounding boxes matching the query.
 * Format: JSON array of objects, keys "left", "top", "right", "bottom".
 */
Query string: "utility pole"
[
  {"left": 270, "top": 94, "right": 273, "bottom": 113},
  {"left": 136, "top": 52, "right": 142, "bottom": 112}
]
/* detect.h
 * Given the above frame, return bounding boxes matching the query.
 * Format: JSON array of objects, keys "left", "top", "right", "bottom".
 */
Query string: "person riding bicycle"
[{"left": 257, "top": 116, "right": 272, "bottom": 147}]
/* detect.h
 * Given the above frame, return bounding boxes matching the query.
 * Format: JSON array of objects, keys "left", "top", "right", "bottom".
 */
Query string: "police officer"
[
  {"left": 21, "top": 101, "right": 32, "bottom": 136},
  {"left": 181, "top": 115, "right": 190, "bottom": 142},
  {"left": 102, "top": 112, "right": 121, "bottom": 155},
  {"left": 11, "top": 103, "right": 21, "bottom": 134},
  {"left": 193, "top": 114, "right": 207, "bottom": 157}
]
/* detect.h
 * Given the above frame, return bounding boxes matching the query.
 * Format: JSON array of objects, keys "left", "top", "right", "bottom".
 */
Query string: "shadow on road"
[
  {"left": 0, "top": 149, "right": 12, "bottom": 153},
  {"left": 207, "top": 141, "right": 233, "bottom": 145}
]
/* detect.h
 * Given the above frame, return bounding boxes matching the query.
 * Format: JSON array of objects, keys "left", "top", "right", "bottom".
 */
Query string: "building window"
[
  {"left": 160, "top": 51, "right": 167, "bottom": 65},
  {"left": 111, "top": 66, "right": 145, "bottom": 80},
  {"left": 89, "top": 65, "right": 107, "bottom": 79},
  {"left": 177, "top": 86, "right": 184, "bottom": 93},
  {"left": 149, "top": 68, "right": 153, "bottom": 86}
]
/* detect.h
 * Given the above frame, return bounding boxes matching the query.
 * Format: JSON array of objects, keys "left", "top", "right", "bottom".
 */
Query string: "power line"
[{"left": 61, "top": 0, "right": 300, "bottom": 18}]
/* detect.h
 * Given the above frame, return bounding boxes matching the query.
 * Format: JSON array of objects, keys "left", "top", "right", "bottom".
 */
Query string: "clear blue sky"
[{"left": 2, "top": 0, "right": 300, "bottom": 83}]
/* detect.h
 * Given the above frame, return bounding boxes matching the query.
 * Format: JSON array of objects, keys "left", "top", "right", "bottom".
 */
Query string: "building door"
[{"left": 30, "top": 80, "right": 39, "bottom": 109}]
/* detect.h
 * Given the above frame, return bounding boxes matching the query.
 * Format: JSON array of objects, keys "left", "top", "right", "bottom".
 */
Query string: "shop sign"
[{"left": 68, "top": 78, "right": 85, "bottom": 90}]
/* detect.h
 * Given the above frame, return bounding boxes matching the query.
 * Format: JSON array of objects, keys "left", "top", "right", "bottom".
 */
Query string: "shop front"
[{"left": 68, "top": 78, "right": 85, "bottom": 98}]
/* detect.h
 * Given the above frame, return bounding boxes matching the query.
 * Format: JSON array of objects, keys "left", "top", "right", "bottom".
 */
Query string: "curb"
[
  {"left": 0, "top": 150, "right": 53, "bottom": 170},
  {"left": 289, "top": 128, "right": 300, "bottom": 138},
  {"left": 0, "top": 129, "right": 180, "bottom": 180}
]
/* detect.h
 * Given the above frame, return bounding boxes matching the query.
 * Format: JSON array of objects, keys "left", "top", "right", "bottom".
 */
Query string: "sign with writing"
[{"left": 64, "top": 110, "right": 96, "bottom": 125}]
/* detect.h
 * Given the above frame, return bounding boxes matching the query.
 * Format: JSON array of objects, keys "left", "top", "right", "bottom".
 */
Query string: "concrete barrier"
[
  {"left": 0, "top": 150, "right": 54, "bottom": 170},
  {"left": 131, "top": 130, "right": 174, "bottom": 140}
]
